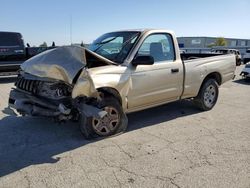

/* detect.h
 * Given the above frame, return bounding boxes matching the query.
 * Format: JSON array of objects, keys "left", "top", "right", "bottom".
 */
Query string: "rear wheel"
[
  {"left": 79, "top": 97, "right": 128, "bottom": 139},
  {"left": 194, "top": 79, "right": 219, "bottom": 111}
]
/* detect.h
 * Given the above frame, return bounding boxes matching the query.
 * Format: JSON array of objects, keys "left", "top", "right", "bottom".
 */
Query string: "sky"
[{"left": 1, "top": 0, "right": 249, "bottom": 46}]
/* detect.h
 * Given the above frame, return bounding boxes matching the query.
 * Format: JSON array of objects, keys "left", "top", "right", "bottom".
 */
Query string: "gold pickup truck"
[{"left": 9, "top": 29, "right": 236, "bottom": 139}]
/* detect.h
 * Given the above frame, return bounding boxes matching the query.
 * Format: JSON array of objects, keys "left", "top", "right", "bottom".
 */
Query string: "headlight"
[{"left": 37, "top": 82, "right": 72, "bottom": 99}]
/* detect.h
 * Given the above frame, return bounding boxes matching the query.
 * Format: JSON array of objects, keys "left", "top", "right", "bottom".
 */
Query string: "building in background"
[{"left": 177, "top": 37, "right": 250, "bottom": 55}]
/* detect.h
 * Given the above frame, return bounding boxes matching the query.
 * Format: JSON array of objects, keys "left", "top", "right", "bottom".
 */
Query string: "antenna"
[{"left": 70, "top": 14, "right": 72, "bottom": 45}]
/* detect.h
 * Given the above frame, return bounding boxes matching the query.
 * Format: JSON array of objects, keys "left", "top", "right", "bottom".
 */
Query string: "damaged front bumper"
[
  {"left": 9, "top": 88, "right": 107, "bottom": 121},
  {"left": 9, "top": 89, "right": 73, "bottom": 120}
]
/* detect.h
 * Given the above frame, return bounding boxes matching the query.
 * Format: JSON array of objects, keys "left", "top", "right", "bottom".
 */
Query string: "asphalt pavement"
[{"left": 0, "top": 66, "right": 249, "bottom": 188}]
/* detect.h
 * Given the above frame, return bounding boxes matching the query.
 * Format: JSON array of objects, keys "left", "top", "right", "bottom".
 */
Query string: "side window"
[{"left": 137, "top": 33, "right": 175, "bottom": 63}]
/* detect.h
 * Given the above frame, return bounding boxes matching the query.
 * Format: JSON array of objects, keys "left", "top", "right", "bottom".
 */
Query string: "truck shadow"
[
  {"left": 127, "top": 100, "right": 199, "bottom": 131},
  {"left": 233, "top": 79, "right": 250, "bottom": 85},
  {"left": 0, "top": 100, "right": 200, "bottom": 177}
]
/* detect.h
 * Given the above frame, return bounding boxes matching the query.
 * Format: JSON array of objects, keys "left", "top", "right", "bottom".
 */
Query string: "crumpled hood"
[{"left": 21, "top": 46, "right": 115, "bottom": 84}]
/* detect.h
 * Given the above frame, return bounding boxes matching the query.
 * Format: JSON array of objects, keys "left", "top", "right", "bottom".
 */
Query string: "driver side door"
[{"left": 127, "top": 33, "right": 183, "bottom": 111}]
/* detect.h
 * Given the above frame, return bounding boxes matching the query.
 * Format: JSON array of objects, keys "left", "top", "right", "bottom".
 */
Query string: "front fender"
[
  {"left": 71, "top": 70, "right": 99, "bottom": 99},
  {"left": 91, "top": 72, "right": 132, "bottom": 110}
]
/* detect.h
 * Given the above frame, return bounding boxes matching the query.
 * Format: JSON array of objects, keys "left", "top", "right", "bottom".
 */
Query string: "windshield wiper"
[
  {"left": 95, "top": 37, "right": 118, "bottom": 45},
  {"left": 93, "top": 37, "right": 118, "bottom": 52}
]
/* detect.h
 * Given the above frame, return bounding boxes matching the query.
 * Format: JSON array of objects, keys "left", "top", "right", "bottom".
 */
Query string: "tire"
[
  {"left": 194, "top": 79, "right": 219, "bottom": 111},
  {"left": 79, "top": 97, "right": 128, "bottom": 139}
]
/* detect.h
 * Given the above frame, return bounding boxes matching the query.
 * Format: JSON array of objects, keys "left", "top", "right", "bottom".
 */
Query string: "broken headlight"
[{"left": 37, "top": 82, "right": 72, "bottom": 99}]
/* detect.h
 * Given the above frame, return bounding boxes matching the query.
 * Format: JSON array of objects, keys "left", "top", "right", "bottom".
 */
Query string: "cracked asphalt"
[{"left": 0, "top": 66, "right": 249, "bottom": 188}]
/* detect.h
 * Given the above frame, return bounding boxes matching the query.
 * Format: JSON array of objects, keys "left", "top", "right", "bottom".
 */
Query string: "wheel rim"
[
  {"left": 204, "top": 84, "right": 216, "bottom": 108},
  {"left": 92, "top": 106, "right": 120, "bottom": 136}
]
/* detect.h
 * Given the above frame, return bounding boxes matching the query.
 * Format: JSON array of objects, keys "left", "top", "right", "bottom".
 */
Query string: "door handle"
[{"left": 171, "top": 68, "right": 179, "bottom": 73}]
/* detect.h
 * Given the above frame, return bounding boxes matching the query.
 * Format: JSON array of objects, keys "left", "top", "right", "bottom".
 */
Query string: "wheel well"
[
  {"left": 97, "top": 87, "right": 122, "bottom": 105},
  {"left": 203, "top": 72, "right": 222, "bottom": 86}
]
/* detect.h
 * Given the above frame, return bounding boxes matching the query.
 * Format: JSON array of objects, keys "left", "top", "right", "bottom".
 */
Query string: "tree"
[
  {"left": 39, "top": 42, "right": 48, "bottom": 47},
  {"left": 207, "top": 37, "right": 227, "bottom": 48},
  {"left": 214, "top": 37, "right": 227, "bottom": 46}
]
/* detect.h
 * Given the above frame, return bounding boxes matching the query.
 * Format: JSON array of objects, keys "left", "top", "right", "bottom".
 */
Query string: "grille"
[{"left": 15, "top": 78, "right": 39, "bottom": 93}]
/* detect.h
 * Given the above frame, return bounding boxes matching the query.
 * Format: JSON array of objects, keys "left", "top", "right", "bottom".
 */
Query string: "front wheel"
[
  {"left": 79, "top": 97, "right": 128, "bottom": 139},
  {"left": 194, "top": 79, "right": 219, "bottom": 111}
]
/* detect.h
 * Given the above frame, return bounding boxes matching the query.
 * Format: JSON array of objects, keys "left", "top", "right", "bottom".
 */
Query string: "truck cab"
[
  {"left": 0, "top": 32, "right": 26, "bottom": 61},
  {"left": 0, "top": 32, "right": 26, "bottom": 75}
]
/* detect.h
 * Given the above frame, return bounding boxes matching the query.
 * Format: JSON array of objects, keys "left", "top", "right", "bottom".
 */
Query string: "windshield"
[
  {"left": 89, "top": 31, "right": 140, "bottom": 63},
  {"left": 0, "top": 32, "right": 23, "bottom": 47}
]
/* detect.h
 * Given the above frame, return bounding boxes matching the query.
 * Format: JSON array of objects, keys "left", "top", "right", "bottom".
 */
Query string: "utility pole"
[{"left": 70, "top": 14, "right": 72, "bottom": 45}]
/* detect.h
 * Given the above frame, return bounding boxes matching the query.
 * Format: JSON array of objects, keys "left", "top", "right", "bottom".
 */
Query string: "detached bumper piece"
[{"left": 9, "top": 89, "right": 72, "bottom": 121}]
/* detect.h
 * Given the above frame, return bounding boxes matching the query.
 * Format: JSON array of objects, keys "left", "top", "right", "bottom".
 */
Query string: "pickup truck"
[
  {"left": 8, "top": 29, "right": 236, "bottom": 139},
  {"left": 0, "top": 32, "right": 26, "bottom": 76},
  {"left": 0, "top": 31, "right": 56, "bottom": 76}
]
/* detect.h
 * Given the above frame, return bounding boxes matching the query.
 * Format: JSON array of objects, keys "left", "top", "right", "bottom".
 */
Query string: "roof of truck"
[{"left": 106, "top": 29, "right": 175, "bottom": 35}]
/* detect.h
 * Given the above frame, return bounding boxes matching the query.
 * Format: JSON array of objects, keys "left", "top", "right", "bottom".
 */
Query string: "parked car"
[
  {"left": 0, "top": 31, "right": 56, "bottom": 76},
  {"left": 240, "top": 63, "right": 250, "bottom": 79},
  {"left": 243, "top": 49, "right": 250, "bottom": 64},
  {"left": 8, "top": 29, "right": 236, "bottom": 139},
  {"left": 0, "top": 32, "right": 26, "bottom": 75},
  {"left": 211, "top": 48, "right": 241, "bottom": 66}
]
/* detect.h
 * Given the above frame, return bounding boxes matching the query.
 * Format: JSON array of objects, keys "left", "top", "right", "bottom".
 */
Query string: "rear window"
[
  {"left": 0, "top": 32, "right": 23, "bottom": 46},
  {"left": 246, "top": 49, "right": 250, "bottom": 53}
]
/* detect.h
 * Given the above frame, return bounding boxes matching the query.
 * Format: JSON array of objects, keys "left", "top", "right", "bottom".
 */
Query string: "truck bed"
[{"left": 181, "top": 54, "right": 236, "bottom": 99}]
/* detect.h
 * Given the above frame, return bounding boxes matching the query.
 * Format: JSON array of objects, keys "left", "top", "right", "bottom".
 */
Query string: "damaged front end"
[
  {"left": 9, "top": 73, "right": 107, "bottom": 121},
  {"left": 8, "top": 46, "right": 112, "bottom": 121},
  {"left": 9, "top": 73, "right": 75, "bottom": 121}
]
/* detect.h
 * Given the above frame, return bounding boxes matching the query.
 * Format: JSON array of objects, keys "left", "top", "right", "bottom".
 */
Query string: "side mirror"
[{"left": 132, "top": 55, "right": 154, "bottom": 66}]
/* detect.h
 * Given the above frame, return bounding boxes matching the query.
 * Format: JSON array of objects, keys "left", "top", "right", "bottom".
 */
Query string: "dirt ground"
[{"left": 0, "top": 66, "right": 249, "bottom": 188}]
